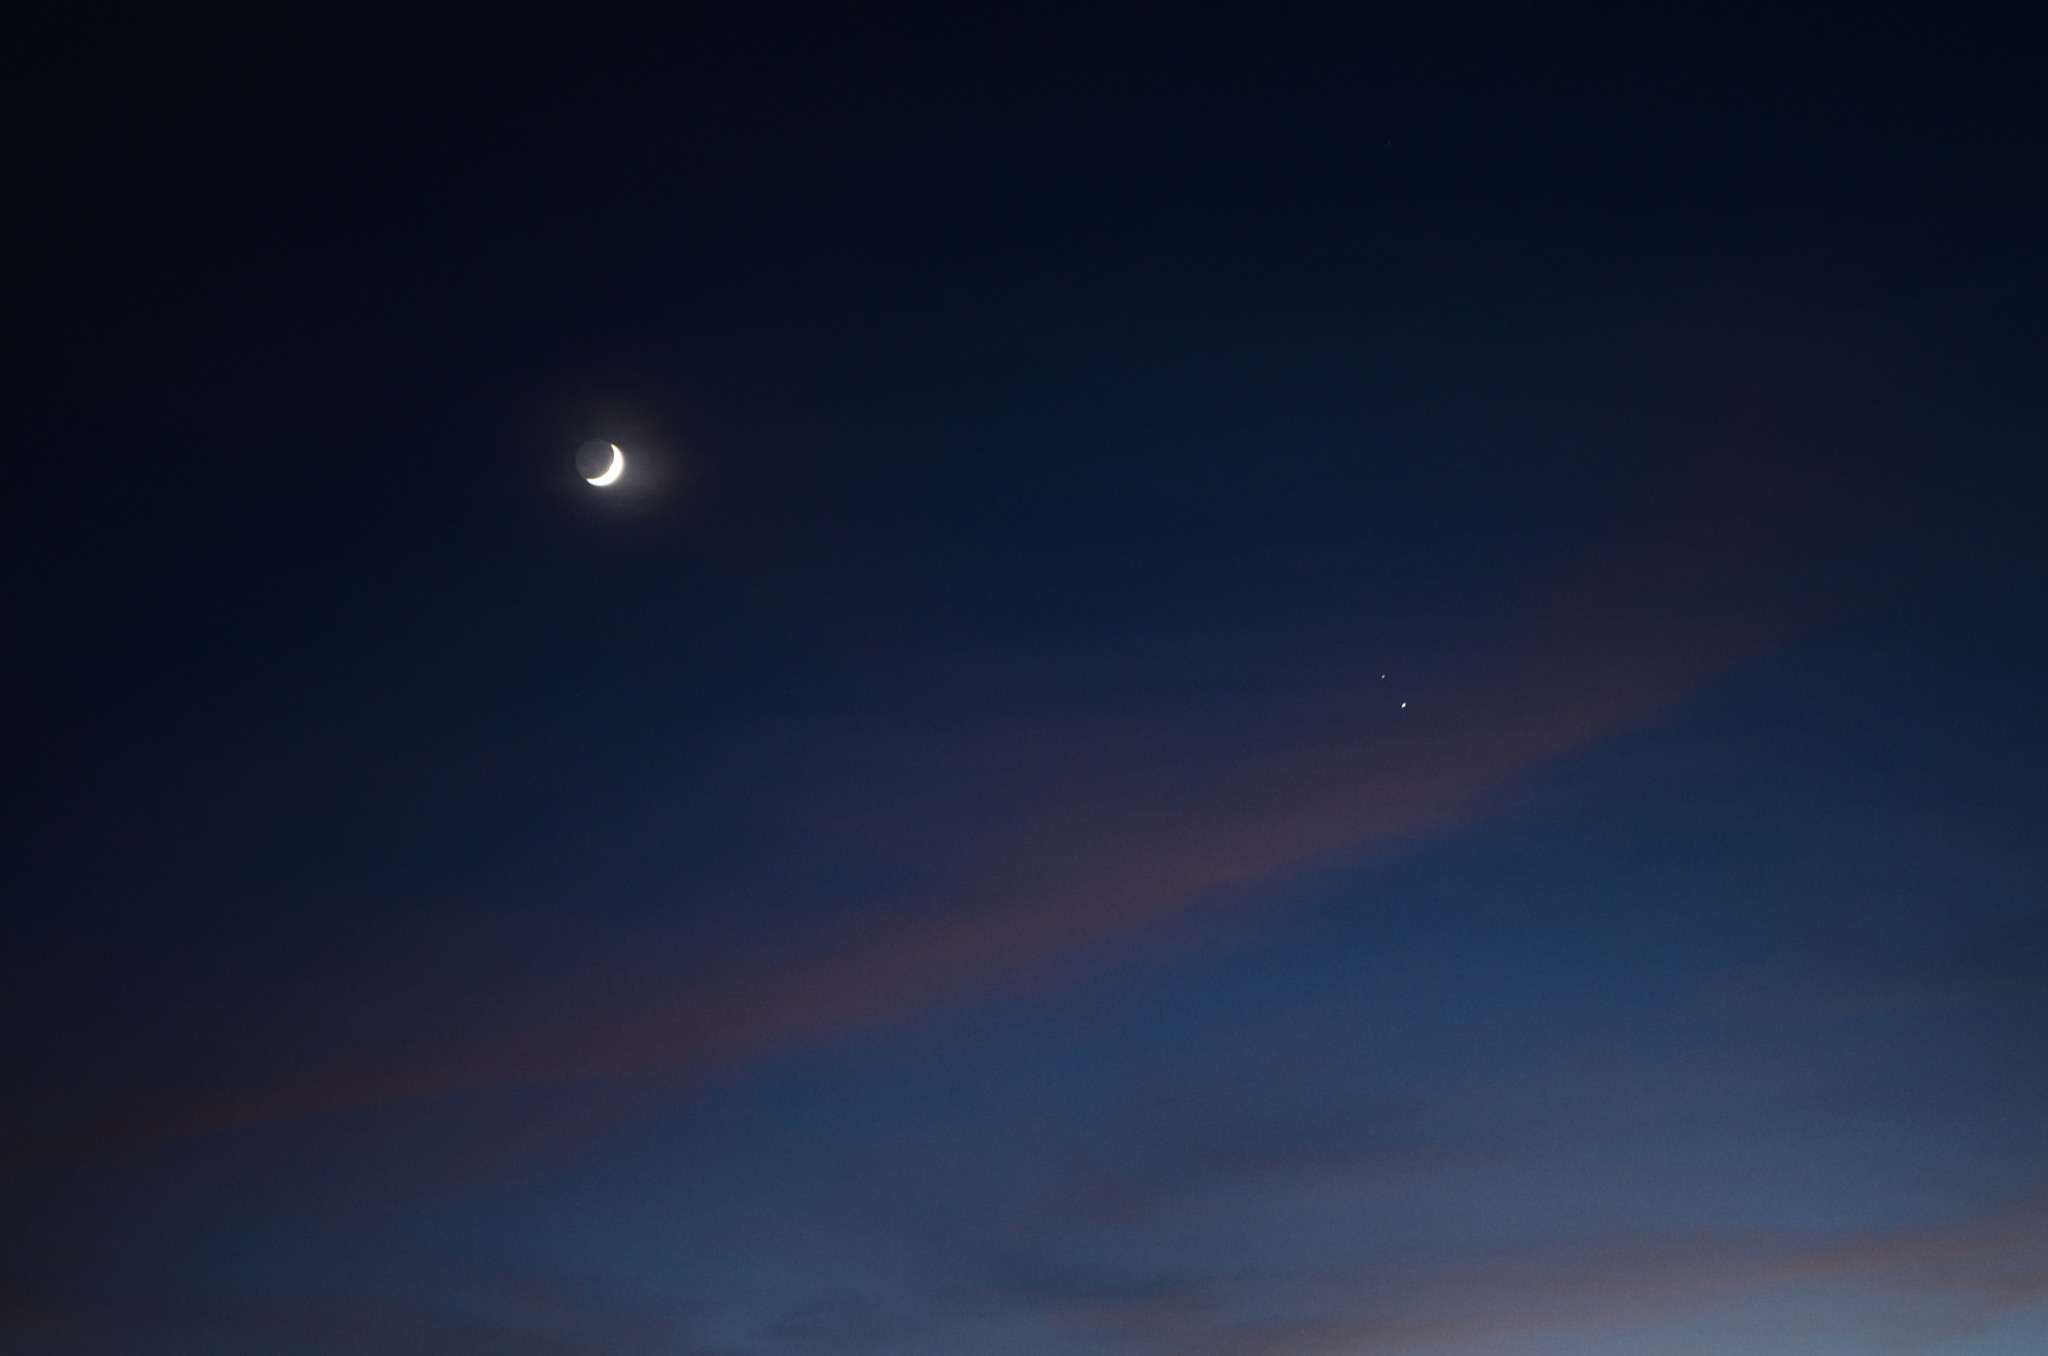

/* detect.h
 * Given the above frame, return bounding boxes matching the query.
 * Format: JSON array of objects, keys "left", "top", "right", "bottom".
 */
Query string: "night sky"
[{"left": 6, "top": 7, "right": 2048, "bottom": 1354}]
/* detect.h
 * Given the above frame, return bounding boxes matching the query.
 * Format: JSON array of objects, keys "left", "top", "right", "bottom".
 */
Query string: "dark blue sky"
[{"left": 5, "top": 6, "right": 2047, "bottom": 1354}]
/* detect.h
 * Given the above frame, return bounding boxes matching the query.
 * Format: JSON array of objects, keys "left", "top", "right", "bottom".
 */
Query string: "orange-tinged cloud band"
[{"left": 120, "top": 612, "right": 1779, "bottom": 1153}]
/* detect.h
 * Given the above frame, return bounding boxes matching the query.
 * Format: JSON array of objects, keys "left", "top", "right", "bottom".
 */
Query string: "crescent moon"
[{"left": 586, "top": 444, "right": 625, "bottom": 486}]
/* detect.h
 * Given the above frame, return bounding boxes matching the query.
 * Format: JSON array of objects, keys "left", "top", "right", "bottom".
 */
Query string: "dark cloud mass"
[{"left": 4, "top": 4, "right": 2047, "bottom": 1354}]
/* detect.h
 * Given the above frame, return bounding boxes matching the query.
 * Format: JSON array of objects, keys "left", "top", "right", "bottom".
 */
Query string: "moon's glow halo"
[{"left": 586, "top": 444, "right": 625, "bottom": 486}]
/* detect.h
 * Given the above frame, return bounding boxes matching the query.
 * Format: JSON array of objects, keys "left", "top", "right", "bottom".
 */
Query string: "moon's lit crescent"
[{"left": 587, "top": 444, "right": 625, "bottom": 486}]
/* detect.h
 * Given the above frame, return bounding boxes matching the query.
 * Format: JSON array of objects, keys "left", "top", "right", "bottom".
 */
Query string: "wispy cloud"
[
  {"left": 116, "top": 655, "right": 1741, "bottom": 1149},
  {"left": 971, "top": 1198, "right": 2048, "bottom": 1356}
]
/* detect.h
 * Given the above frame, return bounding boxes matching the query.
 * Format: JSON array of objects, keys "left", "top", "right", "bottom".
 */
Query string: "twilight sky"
[{"left": 5, "top": 7, "right": 2048, "bottom": 1355}]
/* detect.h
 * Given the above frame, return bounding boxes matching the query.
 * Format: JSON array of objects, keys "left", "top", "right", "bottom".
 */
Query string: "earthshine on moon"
[{"left": 584, "top": 443, "right": 625, "bottom": 487}]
